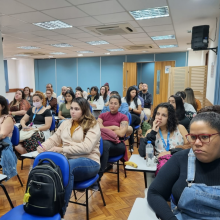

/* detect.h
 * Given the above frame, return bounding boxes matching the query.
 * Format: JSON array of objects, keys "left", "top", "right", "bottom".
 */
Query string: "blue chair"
[
  {"left": 89, "top": 105, "right": 93, "bottom": 113},
  {"left": 69, "top": 138, "right": 106, "bottom": 220},
  {"left": 0, "top": 152, "right": 69, "bottom": 220},
  {"left": 56, "top": 104, "right": 59, "bottom": 116},
  {"left": 50, "top": 116, "right": 56, "bottom": 132}
]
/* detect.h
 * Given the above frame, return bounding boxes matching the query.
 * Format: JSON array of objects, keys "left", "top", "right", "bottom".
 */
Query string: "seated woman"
[
  {"left": 15, "top": 93, "right": 52, "bottom": 155},
  {"left": 45, "top": 88, "right": 57, "bottom": 116},
  {"left": 144, "top": 103, "right": 188, "bottom": 157},
  {"left": 0, "top": 95, "right": 17, "bottom": 180},
  {"left": 75, "top": 90, "right": 83, "bottom": 98},
  {"left": 98, "top": 95, "right": 129, "bottom": 180},
  {"left": 9, "top": 90, "right": 31, "bottom": 123},
  {"left": 58, "top": 90, "right": 75, "bottom": 126},
  {"left": 148, "top": 112, "right": 220, "bottom": 219},
  {"left": 75, "top": 86, "right": 88, "bottom": 99},
  {"left": 169, "top": 95, "right": 190, "bottom": 131},
  {"left": 37, "top": 97, "right": 101, "bottom": 217},
  {"left": 87, "top": 86, "right": 104, "bottom": 118},
  {"left": 122, "top": 86, "right": 142, "bottom": 152},
  {"left": 185, "top": 87, "right": 201, "bottom": 112},
  {"left": 23, "top": 86, "right": 33, "bottom": 106},
  {"left": 100, "top": 86, "right": 109, "bottom": 105}
]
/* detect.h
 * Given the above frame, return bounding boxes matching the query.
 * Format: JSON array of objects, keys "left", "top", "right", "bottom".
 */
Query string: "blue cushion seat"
[
  {"left": 73, "top": 174, "right": 99, "bottom": 190},
  {"left": 108, "top": 154, "right": 124, "bottom": 163}
]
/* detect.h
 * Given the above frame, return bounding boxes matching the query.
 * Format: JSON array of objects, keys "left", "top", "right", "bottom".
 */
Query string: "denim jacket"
[{"left": 0, "top": 137, "right": 17, "bottom": 180}]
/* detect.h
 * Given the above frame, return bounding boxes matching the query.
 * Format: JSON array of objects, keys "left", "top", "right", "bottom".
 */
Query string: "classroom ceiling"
[{"left": 0, "top": 0, "right": 219, "bottom": 59}]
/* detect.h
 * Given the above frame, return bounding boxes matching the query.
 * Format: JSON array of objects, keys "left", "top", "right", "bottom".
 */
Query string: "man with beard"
[{"left": 57, "top": 86, "right": 67, "bottom": 106}]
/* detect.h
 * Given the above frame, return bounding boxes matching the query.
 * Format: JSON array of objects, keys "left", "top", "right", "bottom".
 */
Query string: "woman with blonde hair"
[{"left": 184, "top": 87, "right": 201, "bottom": 112}]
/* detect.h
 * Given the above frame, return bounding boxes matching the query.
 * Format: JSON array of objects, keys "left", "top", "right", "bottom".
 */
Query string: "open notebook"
[{"left": 31, "top": 151, "right": 39, "bottom": 158}]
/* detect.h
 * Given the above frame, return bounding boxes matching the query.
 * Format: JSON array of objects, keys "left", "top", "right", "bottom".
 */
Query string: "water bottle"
[{"left": 146, "top": 141, "right": 154, "bottom": 166}]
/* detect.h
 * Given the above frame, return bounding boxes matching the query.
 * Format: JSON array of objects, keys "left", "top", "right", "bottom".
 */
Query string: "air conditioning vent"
[
  {"left": 86, "top": 23, "right": 136, "bottom": 36},
  {"left": 123, "top": 44, "right": 155, "bottom": 50}
]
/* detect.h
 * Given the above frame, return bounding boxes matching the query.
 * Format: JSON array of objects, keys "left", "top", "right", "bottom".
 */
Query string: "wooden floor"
[{"left": 0, "top": 144, "right": 146, "bottom": 220}]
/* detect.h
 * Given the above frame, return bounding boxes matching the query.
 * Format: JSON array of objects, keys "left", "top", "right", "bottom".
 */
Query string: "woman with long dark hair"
[
  {"left": 144, "top": 103, "right": 188, "bottom": 157},
  {"left": 100, "top": 86, "right": 109, "bottom": 104},
  {"left": 9, "top": 90, "right": 31, "bottom": 123},
  {"left": 37, "top": 97, "right": 101, "bottom": 217},
  {"left": 185, "top": 87, "right": 201, "bottom": 111},
  {"left": 122, "top": 86, "right": 142, "bottom": 152},
  {"left": 169, "top": 95, "right": 190, "bottom": 131},
  {"left": 23, "top": 86, "right": 33, "bottom": 106}
]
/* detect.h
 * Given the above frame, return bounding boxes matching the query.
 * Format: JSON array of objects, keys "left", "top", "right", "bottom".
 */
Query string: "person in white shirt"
[
  {"left": 75, "top": 86, "right": 88, "bottom": 99},
  {"left": 122, "top": 86, "right": 142, "bottom": 152},
  {"left": 57, "top": 86, "right": 67, "bottom": 107},
  {"left": 43, "top": 83, "right": 57, "bottom": 98},
  {"left": 87, "top": 86, "right": 104, "bottom": 118}
]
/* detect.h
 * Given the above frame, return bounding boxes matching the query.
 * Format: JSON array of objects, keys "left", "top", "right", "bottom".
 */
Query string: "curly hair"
[
  {"left": 34, "top": 91, "right": 46, "bottom": 106},
  {"left": 197, "top": 105, "right": 220, "bottom": 115},
  {"left": 150, "top": 102, "right": 178, "bottom": 133}
]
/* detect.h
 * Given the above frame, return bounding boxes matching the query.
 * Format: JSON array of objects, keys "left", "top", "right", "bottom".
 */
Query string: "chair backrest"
[
  {"left": 50, "top": 116, "right": 55, "bottom": 131},
  {"left": 11, "top": 126, "right": 19, "bottom": 146},
  {"left": 100, "top": 137, "right": 103, "bottom": 156},
  {"left": 128, "top": 112, "right": 132, "bottom": 126},
  {"left": 33, "top": 152, "right": 70, "bottom": 188},
  {"left": 56, "top": 104, "right": 59, "bottom": 115},
  {"left": 6, "top": 99, "right": 9, "bottom": 104},
  {"left": 90, "top": 105, "right": 93, "bottom": 113}
]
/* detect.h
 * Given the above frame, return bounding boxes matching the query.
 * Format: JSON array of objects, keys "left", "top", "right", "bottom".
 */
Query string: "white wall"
[
  {"left": 5, "top": 58, "right": 35, "bottom": 102},
  {"left": 188, "top": 50, "right": 206, "bottom": 66}
]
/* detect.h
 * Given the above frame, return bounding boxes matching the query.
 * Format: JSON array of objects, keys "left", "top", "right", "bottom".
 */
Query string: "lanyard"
[
  {"left": 47, "top": 97, "right": 52, "bottom": 106},
  {"left": 31, "top": 106, "right": 43, "bottom": 123},
  {"left": 159, "top": 129, "right": 170, "bottom": 151}
]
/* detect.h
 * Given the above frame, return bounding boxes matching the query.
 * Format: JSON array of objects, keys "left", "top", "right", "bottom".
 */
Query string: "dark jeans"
[
  {"left": 62, "top": 157, "right": 100, "bottom": 214},
  {"left": 129, "top": 113, "right": 141, "bottom": 145},
  {"left": 99, "top": 140, "right": 125, "bottom": 178}
]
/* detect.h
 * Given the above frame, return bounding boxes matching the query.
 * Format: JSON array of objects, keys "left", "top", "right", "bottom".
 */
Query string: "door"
[
  {"left": 123, "top": 62, "right": 137, "bottom": 97},
  {"left": 153, "top": 61, "right": 175, "bottom": 109}
]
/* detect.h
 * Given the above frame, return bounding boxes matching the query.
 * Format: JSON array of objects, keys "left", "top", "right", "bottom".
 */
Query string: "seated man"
[{"left": 43, "top": 83, "right": 57, "bottom": 98}]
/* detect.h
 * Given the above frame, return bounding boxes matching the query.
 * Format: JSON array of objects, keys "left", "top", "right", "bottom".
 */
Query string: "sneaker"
[
  {"left": 89, "top": 182, "right": 99, "bottom": 192},
  {"left": 129, "top": 145, "right": 134, "bottom": 152},
  {"left": 104, "top": 163, "right": 113, "bottom": 172}
]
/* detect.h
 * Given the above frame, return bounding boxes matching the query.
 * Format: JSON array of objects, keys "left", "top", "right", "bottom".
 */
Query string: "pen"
[{"left": 37, "top": 141, "right": 44, "bottom": 149}]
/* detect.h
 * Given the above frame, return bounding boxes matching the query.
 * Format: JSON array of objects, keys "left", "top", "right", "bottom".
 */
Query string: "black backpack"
[{"left": 23, "top": 158, "right": 65, "bottom": 217}]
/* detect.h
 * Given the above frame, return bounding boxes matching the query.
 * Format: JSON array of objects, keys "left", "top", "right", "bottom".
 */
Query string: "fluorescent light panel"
[
  {"left": 77, "top": 51, "right": 94, "bottom": 53},
  {"left": 159, "top": 45, "right": 178, "bottom": 48},
  {"left": 129, "top": 6, "right": 169, "bottom": 20},
  {"left": 33, "top": 20, "right": 72, "bottom": 30},
  {"left": 78, "top": 54, "right": 83, "bottom": 56},
  {"left": 151, "top": 35, "right": 175, "bottom": 40},
  {"left": 17, "top": 46, "right": 40, "bottom": 49},
  {"left": 15, "top": 54, "right": 30, "bottom": 57},
  {"left": 87, "top": 41, "right": 109, "bottom": 45},
  {"left": 51, "top": 43, "right": 73, "bottom": 47},
  {"left": 107, "top": 49, "right": 124, "bottom": 52},
  {"left": 50, "top": 52, "right": 66, "bottom": 55}
]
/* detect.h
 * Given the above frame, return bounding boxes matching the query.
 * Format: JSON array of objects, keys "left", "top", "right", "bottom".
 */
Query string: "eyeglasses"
[{"left": 186, "top": 133, "right": 220, "bottom": 143}]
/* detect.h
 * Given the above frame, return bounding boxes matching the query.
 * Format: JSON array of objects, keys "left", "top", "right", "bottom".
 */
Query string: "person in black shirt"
[
  {"left": 148, "top": 112, "right": 220, "bottom": 220},
  {"left": 15, "top": 93, "right": 52, "bottom": 155}
]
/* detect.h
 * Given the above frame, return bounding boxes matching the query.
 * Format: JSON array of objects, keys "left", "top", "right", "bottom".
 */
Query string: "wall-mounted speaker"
[{"left": 191, "top": 25, "right": 209, "bottom": 50}]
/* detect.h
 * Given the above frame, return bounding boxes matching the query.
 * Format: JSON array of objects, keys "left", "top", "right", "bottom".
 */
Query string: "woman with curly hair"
[{"left": 144, "top": 103, "right": 188, "bottom": 157}]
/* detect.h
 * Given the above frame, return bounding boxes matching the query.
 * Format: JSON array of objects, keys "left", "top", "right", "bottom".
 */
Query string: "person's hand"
[
  {"left": 105, "top": 102, "right": 109, "bottom": 106},
  {"left": 22, "top": 127, "right": 34, "bottom": 131},
  {"left": 158, "top": 151, "right": 171, "bottom": 158},
  {"left": 129, "top": 107, "right": 132, "bottom": 111},
  {"left": 112, "top": 126, "right": 120, "bottom": 131},
  {"left": 9, "top": 111, "right": 12, "bottom": 115},
  {"left": 37, "top": 145, "right": 46, "bottom": 153},
  {"left": 48, "top": 147, "right": 63, "bottom": 153},
  {"left": 152, "top": 119, "right": 161, "bottom": 132}
]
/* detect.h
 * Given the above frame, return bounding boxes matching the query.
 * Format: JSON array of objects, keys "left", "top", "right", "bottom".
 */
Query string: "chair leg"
[
  {"left": 21, "top": 159, "right": 24, "bottom": 170},
  {"left": 0, "top": 184, "right": 14, "bottom": 209},
  {"left": 17, "top": 174, "right": 23, "bottom": 187},
  {"left": 117, "top": 160, "right": 120, "bottom": 192},
  {"left": 73, "top": 190, "right": 77, "bottom": 200},
  {"left": 86, "top": 189, "right": 89, "bottom": 220},
  {"left": 123, "top": 162, "right": 127, "bottom": 178},
  {"left": 97, "top": 181, "right": 106, "bottom": 206}
]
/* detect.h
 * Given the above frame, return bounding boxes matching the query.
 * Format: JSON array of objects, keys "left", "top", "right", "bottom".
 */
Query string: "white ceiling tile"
[
  {"left": 143, "top": 25, "right": 174, "bottom": 33},
  {"left": 40, "top": 40, "right": 61, "bottom": 44},
  {"left": 52, "top": 27, "right": 83, "bottom": 34},
  {"left": 16, "top": 0, "right": 72, "bottom": 10},
  {"left": 31, "top": 36, "right": 51, "bottom": 41},
  {"left": 62, "top": 17, "right": 101, "bottom": 26},
  {"left": 42, "top": 7, "right": 87, "bottom": 20},
  {"left": 137, "top": 17, "right": 172, "bottom": 27},
  {"left": 0, "top": 15, "right": 26, "bottom": 27},
  {"left": 67, "top": 0, "right": 105, "bottom": 5},
  {"left": 0, "top": 0, "right": 35, "bottom": 15},
  {"left": 9, "top": 23, "right": 44, "bottom": 31},
  {"left": 118, "top": 0, "right": 167, "bottom": 11},
  {"left": 99, "top": 35, "right": 124, "bottom": 40},
  {"left": 94, "top": 12, "right": 133, "bottom": 23},
  {"left": 11, "top": 12, "right": 54, "bottom": 23},
  {"left": 135, "top": 27, "right": 144, "bottom": 33},
  {"left": 31, "top": 30, "right": 58, "bottom": 36},
  {"left": 79, "top": 37, "right": 102, "bottom": 42},
  {"left": 107, "top": 39, "right": 131, "bottom": 43},
  {"left": 129, "top": 38, "right": 153, "bottom": 43},
  {"left": 147, "top": 30, "right": 175, "bottom": 37},
  {"left": 156, "top": 40, "right": 178, "bottom": 45},
  {"left": 114, "top": 41, "right": 135, "bottom": 46},
  {"left": 127, "top": 21, "right": 140, "bottom": 28},
  {"left": 77, "top": 0, "right": 125, "bottom": 16},
  {"left": 46, "top": 35, "right": 73, "bottom": 40},
  {"left": 123, "top": 33, "right": 149, "bottom": 39},
  {"left": 58, "top": 39, "right": 81, "bottom": 43},
  {"left": 0, "top": 26, "right": 20, "bottom": 34},
  {"left": 68, "top": 32, "right": 94, "bottom": 38}
]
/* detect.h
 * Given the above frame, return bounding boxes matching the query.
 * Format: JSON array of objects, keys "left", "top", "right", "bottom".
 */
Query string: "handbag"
[{"left": 20, "top": 128, "right": 39, "bottom": 141}]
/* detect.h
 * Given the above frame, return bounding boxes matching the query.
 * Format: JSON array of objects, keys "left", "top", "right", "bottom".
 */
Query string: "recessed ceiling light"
[
  {"left": 48, "top": 55, "right": 53, "bottom": 58},
  {"left": 159, "top": 45, "right": 178, "bottom": 48},
  {"left": 11, "top": 58, "right": 17, "bottom": 60},
  {"left": 77, "top": 51, "right": 94, "bottom": 53},
  {"left": 78, "top": 54, "right": 83, "bottom": 56},
  {"left": 151, "top": 35, "right": 175, "bottom": 40},
  {"left": 107, "top": 49, "right": 124, "bottom": 52},
  {"left": 187, "top": 48, "right": 192, "bottom": 50},
  {"left": 129, "top": 6, "right": 169, "bottom": 20},
  {"left": 15, "top": 54, "right": 30, "bottom": 57},
  {"left": 142, "top": 51, "right": 147, "bottom": 52},
  {"left": 33, "top": 20, "right": 72, "bottom": 30},
  {"left": 51, "top": 43, "right": 73, "bottom": 48},
  {"left": 50, "top": 52, "right": 66, "bottom": 55},
  {"left": 105, "top": 53, "right": 110, "bottom": 55},
  {"left": 17, "top": 46, "right": 40, "bottom": 49},
  {"left": 87, "top": 41, "right": 109, "bottom": 45}
]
